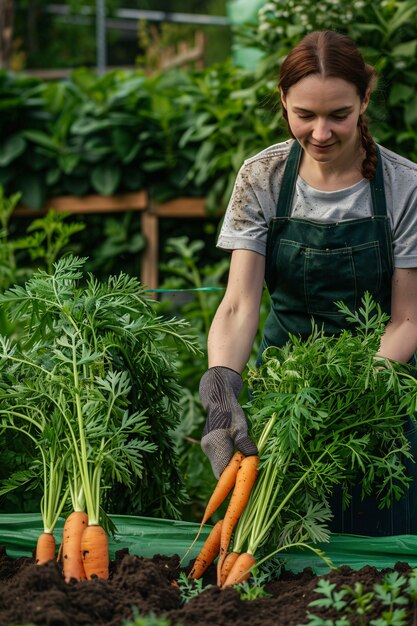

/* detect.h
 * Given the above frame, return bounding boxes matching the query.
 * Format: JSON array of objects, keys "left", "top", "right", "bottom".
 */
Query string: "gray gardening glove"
[{"left": 199, "top": 366, "right": 258, "bottom": 479}]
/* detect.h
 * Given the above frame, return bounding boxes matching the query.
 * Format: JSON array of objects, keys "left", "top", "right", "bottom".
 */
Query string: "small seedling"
[
  {"left": 303, "top": 568, "right": 414, "bottom": 626},
  {"left": 176, "top": 571, "right": 212, "bottom": 605},
  {"left": 236, "top": 579, "right": 272, "bottom": 601},
  {"left": 123, "top": 608, "right": 173, "bottom": 626}
]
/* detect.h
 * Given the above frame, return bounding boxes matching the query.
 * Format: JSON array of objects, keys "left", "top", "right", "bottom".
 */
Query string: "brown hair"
[{"left": 279, "top": 31, "right": 377, "bottom": 180}]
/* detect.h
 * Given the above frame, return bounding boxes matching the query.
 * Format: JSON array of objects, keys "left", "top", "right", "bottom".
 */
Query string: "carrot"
[
  {"left": 80, "top": 524, "right": 109, "bottom": 580},
  {"left": 200, "top": 451, "right": 245, "bottom": 526},
  {"left": 62, "top": 510, "right": 88, "bottom": 582},
  {"left": 219, "top": 550, "right": 240, "bottom": 587},
  {"left": 216, "top": 454, "right": 259, "bottom": 585},
  {"left": 36, "top": 532, "right": 56, "bottom": 564},
  {"left": 188, "top": 519, "right": 223, "bottom": 580},
  {"left": 222, "top": 552, "right": 256, "bottom": 587},
  {"left": 182, "top": 451, "right": 244, "bottom": 564}
]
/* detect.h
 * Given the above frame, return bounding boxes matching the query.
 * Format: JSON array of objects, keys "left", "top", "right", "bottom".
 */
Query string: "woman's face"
[{"left": 281, "top": 75, "right": 369, "bottom": 167}]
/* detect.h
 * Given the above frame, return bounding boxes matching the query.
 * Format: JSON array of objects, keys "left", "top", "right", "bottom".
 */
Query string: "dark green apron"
[{"left": 260, "top": 140, "right": 417, "bottom": 536}]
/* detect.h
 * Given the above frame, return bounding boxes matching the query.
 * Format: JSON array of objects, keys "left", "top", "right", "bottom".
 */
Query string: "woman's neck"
[{"left": 299, "top": 142, "right": 365, "bottom": 191}]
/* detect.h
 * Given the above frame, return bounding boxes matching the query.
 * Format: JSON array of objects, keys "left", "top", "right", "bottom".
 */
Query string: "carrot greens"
[
  {"left": 0, "top": 255, "right": 201, "bottom": 562},
  {"left": 230, "top": 293, "right": 417, "bottom": 575},
  {"left": 0, "top": 365, "right": 70, "bottom": 553}
]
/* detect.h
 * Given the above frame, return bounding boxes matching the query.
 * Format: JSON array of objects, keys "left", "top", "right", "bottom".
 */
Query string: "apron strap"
[
  {"left": 372, "top": 145, "right": 387, "bottom": 217},
  {"left": 276, "top": 140, "right": 387, "bottom": 218},
  {"left": 276, "top": 141, "right": 302, "bottom": 218}
]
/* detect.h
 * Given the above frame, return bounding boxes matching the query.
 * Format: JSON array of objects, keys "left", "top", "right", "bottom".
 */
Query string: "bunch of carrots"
[
  {"left": 186, "top": 451, "right": 260, "bottom": 587},
  {"left": 0, "top": 258, "right": 171, "bottom": 584},
  {"left": 36, "top": 508, "right": 92, "bottom": 583},
  {"left": 186, "top": 295, "right": 417, "bottom": 589}
]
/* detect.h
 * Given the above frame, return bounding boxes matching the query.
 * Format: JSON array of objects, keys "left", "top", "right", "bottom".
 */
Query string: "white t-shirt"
[{"left": 218, "top": 139, "right": 417, "bottom": 268}]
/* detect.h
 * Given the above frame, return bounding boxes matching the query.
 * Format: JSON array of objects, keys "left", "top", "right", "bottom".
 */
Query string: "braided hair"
[{"left": 279, "top": 31, "right": 378, "bottom": 180}]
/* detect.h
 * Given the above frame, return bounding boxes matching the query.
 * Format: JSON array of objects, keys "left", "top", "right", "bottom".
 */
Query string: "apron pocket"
[{"left": 304, "top": 240, "right": 383, "bottom": 316}]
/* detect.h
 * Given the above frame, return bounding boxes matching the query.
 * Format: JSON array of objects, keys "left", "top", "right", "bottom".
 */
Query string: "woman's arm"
[
  {"left": 377, "top": 267, "right": 417, "bottom": 363},
  {"left": 208, "top": 249, "right": 266, "bottom": 372}
]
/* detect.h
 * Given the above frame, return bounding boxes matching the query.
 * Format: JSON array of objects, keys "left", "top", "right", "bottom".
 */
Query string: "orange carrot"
[
  {"left": 216, "top": 454, "right": 259, "bottom": 585},
  {"left": 222, "top": 552, "right": 256, "bottom": 587},
  {"left": 200, "top": 451, "right": 244, "bottom": 527},
  {"left": 219, "top": 550, "right": 240, "bottom": 587},
  {"left": 81, "top": 524, "right": 109, "bottom": 580},
  {"left": 182, "top": 452, "right": 244, "bottom": 563},
  {"left": 36, "top": 532, "right": 56, "bottom": 564},
  {"left": 188, "top": 519, "right": 223, "bottom": 580},
  {"left": 62, "top": 511, "right": 88, "bottom": 582}
]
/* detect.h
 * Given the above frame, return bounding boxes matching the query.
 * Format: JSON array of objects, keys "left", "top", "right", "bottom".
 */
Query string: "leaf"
[
  {"left": 111, "top": 127, "right": 140, "bottom": 163},
  {"left": 90, "top": 163, "right": 121, "bottom": 195},
  {"left": 71, "top": 117, "right": 112, "bottom": 135},
  {"left": 0, "top": 468, "right": 38, "bottom": 495},
  {"left": 0, "top": 134, "right": 27, "bottom": 166},
  {"left": 404, "top": 94, "right": 417, "bottom": 126},
  {"left": 23, "top": 130, "right": 58, "bottom": 151},
  {"left": 392, "top": 39, "right": 417, "bottom": 59},
  {"left": 18, "top": 172, "right": 47, "bottom": 210},
  {"left": 58, "top": 152, "right": 80, "bottom": 174}
]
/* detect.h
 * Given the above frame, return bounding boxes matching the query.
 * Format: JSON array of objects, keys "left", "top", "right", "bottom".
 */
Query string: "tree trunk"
[{"left": 0, "top": 0, "right": 14, "bottom": 69}]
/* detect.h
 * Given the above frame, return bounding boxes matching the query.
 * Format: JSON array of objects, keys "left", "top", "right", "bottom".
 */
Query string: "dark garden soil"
[{"left": 0, "top": 544, "right": 415, "bottom": 626}]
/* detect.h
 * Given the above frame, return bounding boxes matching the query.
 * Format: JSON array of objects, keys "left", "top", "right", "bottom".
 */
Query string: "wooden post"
[
  {"left": 139, "top": 197, "right": 207, "bottom": 293},
  {"left": 140, "top": 209, "right": 159, "bottom": 293},
  {"left": 0, "top": 0, "right": 14, "bottom": 70}
]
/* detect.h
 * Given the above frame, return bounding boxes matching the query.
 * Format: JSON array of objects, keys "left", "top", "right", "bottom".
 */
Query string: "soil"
[{"left": 0, "top": 544, "right": 416, "bottom": 626}]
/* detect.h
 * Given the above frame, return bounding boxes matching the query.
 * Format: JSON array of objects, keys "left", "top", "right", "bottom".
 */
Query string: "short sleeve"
[
  {"left": 380, "top": 146, "right": 417, "bottom": 269},
  {"left": 217, "top": 141, "right": 292, "bottom": 255}
]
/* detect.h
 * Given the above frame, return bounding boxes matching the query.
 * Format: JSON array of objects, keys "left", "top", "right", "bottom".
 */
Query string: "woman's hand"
[{"left": 199, "top": 366, "right": 258, "bottom": 478}]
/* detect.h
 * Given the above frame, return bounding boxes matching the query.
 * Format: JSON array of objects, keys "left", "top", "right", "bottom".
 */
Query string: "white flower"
[
  {"left": 261, "top": 2, "right": 278, "bottom": 11},
  {"left": 259, "top": 22, "right": 271, "bottom": 32}
]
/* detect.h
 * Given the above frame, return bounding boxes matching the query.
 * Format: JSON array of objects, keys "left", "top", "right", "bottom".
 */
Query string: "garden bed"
[
  {"left": 1, "top": 546, "right": 416, "bottom": 626},
  {"left": 2, "top": 516, "right": 417, "bottom": 625}
]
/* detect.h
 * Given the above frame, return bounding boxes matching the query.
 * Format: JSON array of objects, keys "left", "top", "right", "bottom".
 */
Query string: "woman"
[{"left": 199, "top": 30, "right": 417, "bottom": 535}]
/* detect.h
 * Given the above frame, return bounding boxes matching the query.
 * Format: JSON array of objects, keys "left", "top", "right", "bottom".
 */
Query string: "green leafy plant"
[
  {"left": 0, "top": 61, "right": 283, "bottom": 212},
  {"left": 0, "top": 188, "right": 24, "bottom": 293},
  {"left": 0, "top": 255, "right": 201, "bottom": 523},
  {"left": 19, "top": 210, "right": 85, "bottom": 273},
  {"left": 303, "top": 568, "right": 415, "bottom": 626},
  {"left": 236, "top": 578, "right": 271, "bottom": 601},
  {"left": 226, "top": 293, "right": 417, "bottom": 577},
  {"left": 122, "top": 609, "right": 175, "bottom": 626},
  {"left": 0, "top": 392, "right": 69, "bottom": 553},
  {"left": 0, "top": 190, "right": 89, "bottom": 513},
  {"left": 308, "top": 579, "right": 350, "bottom": 613},
  {"left": 176, "top": 571, "right": 212, "bottom": 605},
  {"left": 0, "top": 187, "right": 85, "bottom": 298}
]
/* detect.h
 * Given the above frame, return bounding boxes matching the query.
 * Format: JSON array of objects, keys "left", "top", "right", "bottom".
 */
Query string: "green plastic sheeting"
[
  {"left": 274, "top": 534, "right": 417, "bottom": 575},
  {"left": 0, "top": 514, "right": 210, "bottom": 563},
  {"left": 1, "top": 514, "right": 417, "bottom": 575}
]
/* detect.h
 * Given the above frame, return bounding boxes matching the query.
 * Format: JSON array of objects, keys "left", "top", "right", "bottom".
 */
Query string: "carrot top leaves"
[
  {"left": 0, "top": 255, "right": 201, "bottom": 528},
  {"left": 232, "top": 293, "right": 417, "bottom": 570}
]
